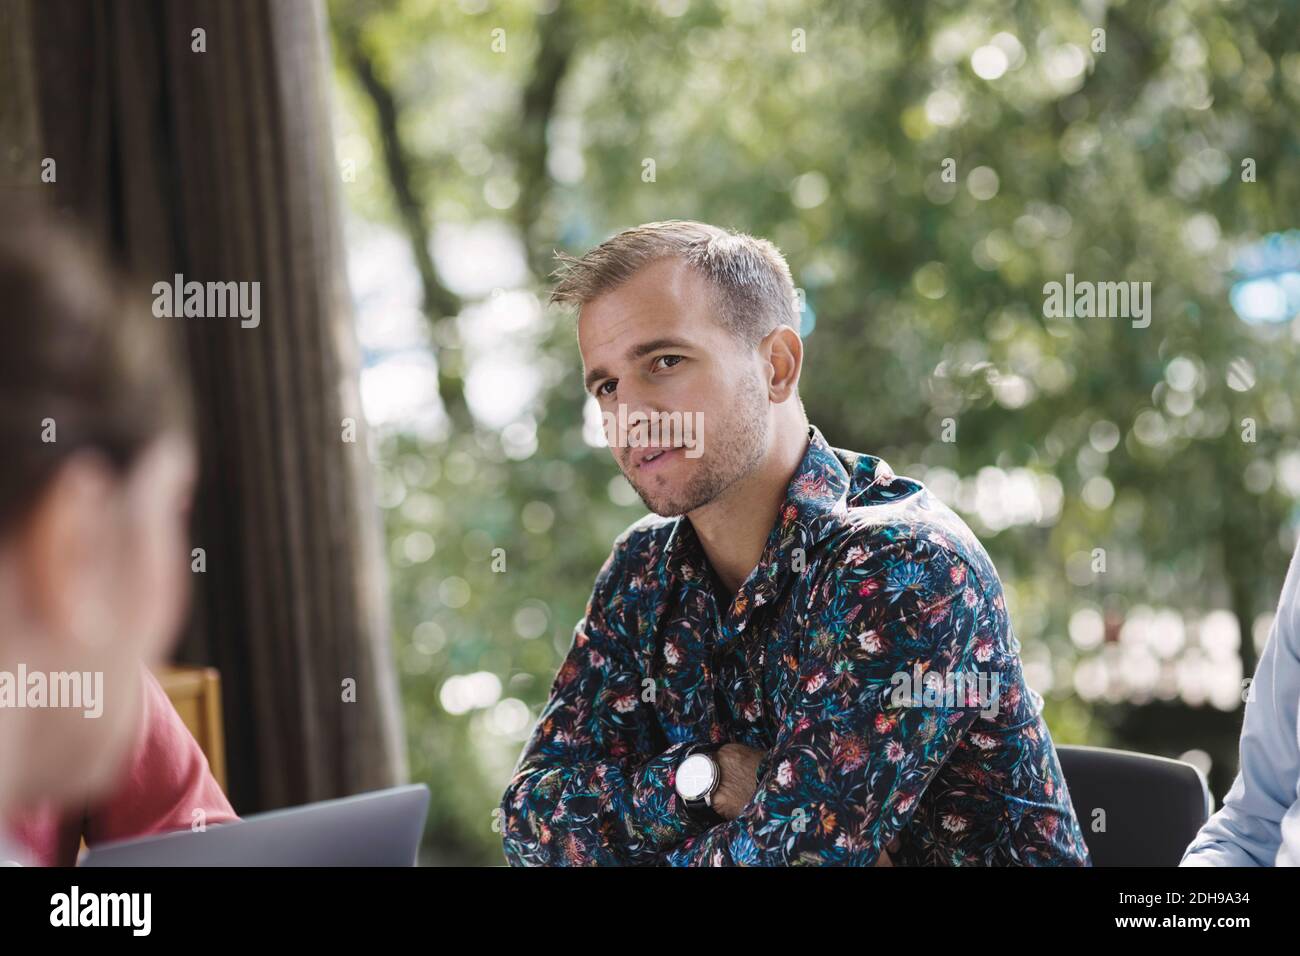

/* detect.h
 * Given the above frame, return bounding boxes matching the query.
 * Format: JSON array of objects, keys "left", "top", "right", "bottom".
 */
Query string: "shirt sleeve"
[
  {"left": 667, "top": 542, "right": 990, "bottom": 866},
  {"left": 500, "top": 533, "right": 707, "bottom": 865},
  {"left": 82, "top": 666, "right": 238, "bottom": 845},
  {"left": 1181, "top": 541, "right": 1300, "bottom": 867}
]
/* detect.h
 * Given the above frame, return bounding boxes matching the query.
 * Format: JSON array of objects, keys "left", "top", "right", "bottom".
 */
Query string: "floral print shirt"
[{"left": 500, "top": 425, "right": 1090, "bottom": 866}]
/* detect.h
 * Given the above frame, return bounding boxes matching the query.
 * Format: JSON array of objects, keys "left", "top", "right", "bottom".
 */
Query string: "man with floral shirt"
[{"left": 500, "top": 220, "right": 1089, "bottom": 866}]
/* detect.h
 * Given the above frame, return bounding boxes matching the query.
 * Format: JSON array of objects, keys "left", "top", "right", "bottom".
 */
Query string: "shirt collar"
[{"left": 659, "top": 424, "right": 852, "bottom": 644}]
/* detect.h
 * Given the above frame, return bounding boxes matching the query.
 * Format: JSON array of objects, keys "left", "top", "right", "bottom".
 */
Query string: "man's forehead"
[{"left": 576, "top": 260, "right": 718, "bottom": 357}]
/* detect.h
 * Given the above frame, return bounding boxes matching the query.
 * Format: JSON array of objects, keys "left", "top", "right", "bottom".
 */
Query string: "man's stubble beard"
[{"left": 625, "top": 372, "right": 769, "bottom": 518}]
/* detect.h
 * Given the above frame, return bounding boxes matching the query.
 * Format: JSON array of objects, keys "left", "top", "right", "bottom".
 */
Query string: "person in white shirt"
[{"left": 1181, "top": 538, "right": 1300, "bottom": 866}]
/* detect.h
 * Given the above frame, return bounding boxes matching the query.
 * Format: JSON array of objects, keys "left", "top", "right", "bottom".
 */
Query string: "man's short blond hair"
[{"left": 550, "top": 220, "right": 799, "bottom": 346}]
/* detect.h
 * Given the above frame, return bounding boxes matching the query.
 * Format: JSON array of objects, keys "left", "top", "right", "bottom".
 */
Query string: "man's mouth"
[{"left": 633, "top": 446, "right": 682, "bottom": 469}]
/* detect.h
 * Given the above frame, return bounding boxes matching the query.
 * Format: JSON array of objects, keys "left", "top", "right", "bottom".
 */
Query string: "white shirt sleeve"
[{"left": 1181, "top": 540, "right": 1300, "bottom": 866}]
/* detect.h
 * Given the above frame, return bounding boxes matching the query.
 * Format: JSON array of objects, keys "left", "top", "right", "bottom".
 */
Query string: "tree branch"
[{"left": 332, "top": 14, "right": 470, "bottom": 430}]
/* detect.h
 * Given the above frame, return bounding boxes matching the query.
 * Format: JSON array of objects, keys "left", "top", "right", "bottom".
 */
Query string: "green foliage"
[{"left": 332, "top": 0, "right": 1300, "bottom": 864}]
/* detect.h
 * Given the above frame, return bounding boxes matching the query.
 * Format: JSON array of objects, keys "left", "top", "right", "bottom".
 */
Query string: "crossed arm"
[{"left": 499, "top": 541, "right": 988, "bottom": 866}]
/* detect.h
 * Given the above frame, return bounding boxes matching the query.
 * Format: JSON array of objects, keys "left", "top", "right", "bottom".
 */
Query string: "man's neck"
[{"left": 687, "top": 420, "right": 810, "bottom": 598}]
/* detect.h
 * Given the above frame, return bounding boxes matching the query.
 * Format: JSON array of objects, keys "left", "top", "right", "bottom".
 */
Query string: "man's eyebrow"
[
  {"left": 628, "top": 337, "right": 695, "bottom": 360},
  {"left": 583, "top": 337, "right": 695, "bottom": 392}
]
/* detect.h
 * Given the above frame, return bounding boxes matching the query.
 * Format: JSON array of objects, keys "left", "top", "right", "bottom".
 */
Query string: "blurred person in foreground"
[
  {"left": 1182, "top": 538, "right": 1300, "bottom": 866},
  {"left": 499, "top": 221, "right": 1089, "bottom": 866},
  {"left": 0, "top": 204, "right": 235, "bottom": 866}
]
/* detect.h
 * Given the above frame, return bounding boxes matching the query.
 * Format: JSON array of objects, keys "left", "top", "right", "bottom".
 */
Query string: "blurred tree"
[
  {"left": 10, "top": 0, "right": 407, "bottom": 814},
  {"left": 328, "top": 0, "right": 1300, "bottom": 863},
  {"left": 333, "top": 0, "right": 471, "bottom": 431}
]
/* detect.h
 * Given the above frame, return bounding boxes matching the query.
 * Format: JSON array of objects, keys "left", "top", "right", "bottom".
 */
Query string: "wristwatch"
[{"left": 674, "top": 742, "right": 726, "bottom": 825}]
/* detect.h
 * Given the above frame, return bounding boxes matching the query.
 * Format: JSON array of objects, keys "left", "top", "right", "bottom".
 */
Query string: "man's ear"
[
  {"left": 17, "top": 453, "right": 118, "bottom": 653},
  {"left": 761, "top": 324, "right": 803, "bottom": 404}
]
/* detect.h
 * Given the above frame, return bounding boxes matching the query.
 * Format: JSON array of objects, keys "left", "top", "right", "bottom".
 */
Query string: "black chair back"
[{"left": 1057, "top": 744, "right": 1213, "bottom": 866}]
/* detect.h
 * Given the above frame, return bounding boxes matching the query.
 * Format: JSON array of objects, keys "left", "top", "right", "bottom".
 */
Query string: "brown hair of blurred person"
[{"left": 0, "top": 202, "right": 198, "bottom": 818}]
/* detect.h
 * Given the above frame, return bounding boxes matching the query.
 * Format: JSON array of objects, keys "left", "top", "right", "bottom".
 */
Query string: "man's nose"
[
  {"left": 615, "top": 377, "right": 651, "bottom": 415},
  {"left": 608, "top": 398, "right": 663, "bottom": 452}
]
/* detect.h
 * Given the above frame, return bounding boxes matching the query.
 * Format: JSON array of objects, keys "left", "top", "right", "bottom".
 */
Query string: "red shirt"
[{"left": 6, "top": 667, "right": 238, "bottom": 866}]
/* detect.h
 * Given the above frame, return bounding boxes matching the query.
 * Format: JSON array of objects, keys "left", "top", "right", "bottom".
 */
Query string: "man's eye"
[
  {"left": 596, "top": 380, "right": 617, "bottom": 397},
  {"left": 653, "top": 355, "right": 684, "bottom": 371}
]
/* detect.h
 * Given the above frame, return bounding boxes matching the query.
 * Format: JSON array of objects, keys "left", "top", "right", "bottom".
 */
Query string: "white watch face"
[{"left": 676, "top": 753, "right": 718, "bottom": 801}]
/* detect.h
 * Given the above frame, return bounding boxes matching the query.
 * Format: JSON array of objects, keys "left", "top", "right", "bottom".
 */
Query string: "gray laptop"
[{"left": 81, "top": 784, "right": 429, "bottom": 867}]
